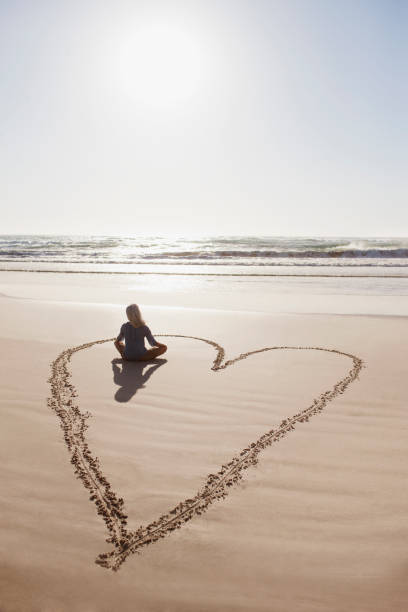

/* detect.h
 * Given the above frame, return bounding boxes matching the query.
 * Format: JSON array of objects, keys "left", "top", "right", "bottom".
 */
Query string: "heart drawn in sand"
[{"left": 47, "top": 335, "right": 363, "bottom": 571}]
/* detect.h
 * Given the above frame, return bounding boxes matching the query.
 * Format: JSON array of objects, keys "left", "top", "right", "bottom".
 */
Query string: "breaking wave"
[{"left": 1, "top": 234, "right": 407, "bottom": 272}]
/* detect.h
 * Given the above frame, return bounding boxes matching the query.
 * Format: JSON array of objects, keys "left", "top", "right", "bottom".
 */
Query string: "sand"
[{"left": 0, "top": 271, "right": 407, "bottom": 611}]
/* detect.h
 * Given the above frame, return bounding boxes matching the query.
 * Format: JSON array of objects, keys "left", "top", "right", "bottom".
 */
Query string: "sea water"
[{"left": 0, "top": 235, "right": 407, "bottom": 277}]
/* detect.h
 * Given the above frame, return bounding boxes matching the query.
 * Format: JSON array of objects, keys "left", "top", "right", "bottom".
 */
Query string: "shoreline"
[{"left": 2, "top": 267, "right": 408, "bottom": 278}]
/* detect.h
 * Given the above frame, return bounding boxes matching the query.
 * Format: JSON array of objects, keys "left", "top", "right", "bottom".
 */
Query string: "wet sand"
[{"left": 0, "top": 272, "right": 407, "bottom": 611}]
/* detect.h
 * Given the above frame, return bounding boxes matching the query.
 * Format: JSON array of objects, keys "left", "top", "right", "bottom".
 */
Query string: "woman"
[{"left": 114, "top": 304, "right": 167, "bottom": 361}]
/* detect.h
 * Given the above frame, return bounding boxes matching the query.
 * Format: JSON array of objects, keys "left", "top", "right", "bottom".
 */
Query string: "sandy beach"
[
  {"left": 2, "top": 0, "right": 406, "bottom": 606},
  {"left": 0, "top": 270, "right": 407, "bottom": 611}
]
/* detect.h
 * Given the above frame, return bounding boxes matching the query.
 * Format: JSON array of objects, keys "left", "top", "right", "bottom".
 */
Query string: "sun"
[{"left": 120, "top": 24, "right": 205, "bottom": 108}]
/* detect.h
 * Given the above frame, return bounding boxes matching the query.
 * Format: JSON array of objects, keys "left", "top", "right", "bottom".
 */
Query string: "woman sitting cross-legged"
[{"left": 114, "top": 303, "right": 167, "bottom": 361}]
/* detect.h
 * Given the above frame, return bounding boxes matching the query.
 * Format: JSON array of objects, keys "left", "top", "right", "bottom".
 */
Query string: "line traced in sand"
[
  {"left": 4, "top": 267, "right": 408, "bottom": 278},
  {"left": 47, "top": 335, "right": 363, "bottom": 571}
]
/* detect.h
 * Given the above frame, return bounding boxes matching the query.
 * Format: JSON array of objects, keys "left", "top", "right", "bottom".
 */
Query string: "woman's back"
[
  {"left": 114, "top": 303, "right": 167, "bottom": 362},
  {"left": 118, "top": 322, "right": 157, "bottom": 359}
]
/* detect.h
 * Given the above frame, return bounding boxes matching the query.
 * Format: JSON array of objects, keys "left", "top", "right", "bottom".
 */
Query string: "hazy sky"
[{"left": 1, "top": 0, "right": 407, "bottom": 236}]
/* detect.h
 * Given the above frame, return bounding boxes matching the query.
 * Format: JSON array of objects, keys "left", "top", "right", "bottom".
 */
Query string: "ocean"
[{"left": 0, "top": 235, "right": 408, "bottom": 277}]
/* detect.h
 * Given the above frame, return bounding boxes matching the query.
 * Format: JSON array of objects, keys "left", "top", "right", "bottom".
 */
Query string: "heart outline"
[{"left": 47, "top": 335, "right": 363, "bottom": 571}]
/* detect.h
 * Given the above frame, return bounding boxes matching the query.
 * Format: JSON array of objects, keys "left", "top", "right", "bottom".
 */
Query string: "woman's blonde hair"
[{"left": 126, "top": 303, "right": 145, "bottom": 328}]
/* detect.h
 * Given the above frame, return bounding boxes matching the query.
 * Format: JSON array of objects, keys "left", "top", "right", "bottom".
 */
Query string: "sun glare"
[{"left": 120, "top": 24, "right": 205, "bottom": 108}]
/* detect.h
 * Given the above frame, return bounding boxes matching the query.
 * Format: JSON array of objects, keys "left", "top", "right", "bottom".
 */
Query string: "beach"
[
  {"left": 2, "top": 0, "right": 406, "bottom": 604},
  {"left": 0, "top": 269, "right": 407, "bottom": 612}
]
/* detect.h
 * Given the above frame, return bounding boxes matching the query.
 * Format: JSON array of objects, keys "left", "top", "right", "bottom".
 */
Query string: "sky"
[{"left": 1, "top": 0, "right": 407, "bottom": 237}]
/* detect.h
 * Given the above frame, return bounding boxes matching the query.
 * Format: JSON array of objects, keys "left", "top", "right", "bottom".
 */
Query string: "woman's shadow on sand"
[{"left": 111, "top": 358, "right": 167, "bottom": 403}]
